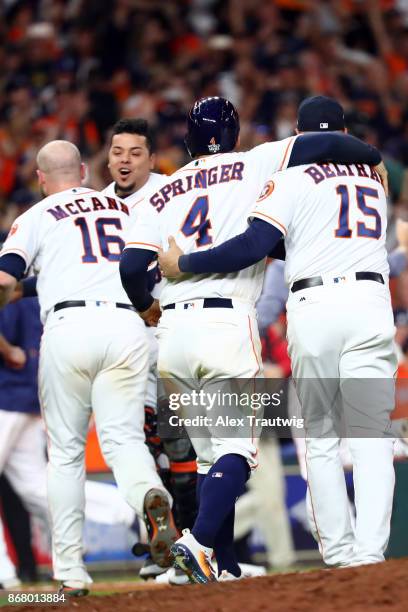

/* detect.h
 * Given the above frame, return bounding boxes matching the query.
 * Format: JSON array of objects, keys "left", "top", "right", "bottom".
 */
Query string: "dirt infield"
[{"left": 4, "top": 558, "right": 407, "bottom": 612}]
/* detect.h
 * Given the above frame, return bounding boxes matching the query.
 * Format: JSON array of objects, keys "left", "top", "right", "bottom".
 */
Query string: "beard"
[{"left": 114, "top": 181, "right": 136, "bottom": 199}]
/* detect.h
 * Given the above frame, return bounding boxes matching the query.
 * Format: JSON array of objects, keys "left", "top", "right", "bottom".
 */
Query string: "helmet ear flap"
[{"left": 184, "top": 133, "right": 195, "bottom": 158}]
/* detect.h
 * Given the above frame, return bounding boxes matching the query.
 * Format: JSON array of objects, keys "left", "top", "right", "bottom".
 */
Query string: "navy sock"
[
  {"left": 192, "top": 454, "right": 249, "bottom": 549},
  {"left": 214, "top": 507, "right": 241, "bottom": 577}
]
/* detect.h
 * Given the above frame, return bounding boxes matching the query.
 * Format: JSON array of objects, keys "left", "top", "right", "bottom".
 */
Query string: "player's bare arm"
[
  {"left": 396, "top": 218, "right": 408, "bottom": 253},
  {"left": 0, "top": 333, "right": 27, "bottom": 369},
  {"left": 375, "top": 161, "right": 389, "bottom": 196},
  {"left": 0, "top": 270, "right": 18, "bottom": 308},
  {"left": 0, "top": 253, "right": 31, "bottom": 308},
  {"left": 138, "top": 298, "right": 161, "bottom": 327},
  {"left": 158, "top": 236, "right": 185, "bottom": 279},
  {"left": 9, "top": 276, "right": 38, "bottom": 303}
]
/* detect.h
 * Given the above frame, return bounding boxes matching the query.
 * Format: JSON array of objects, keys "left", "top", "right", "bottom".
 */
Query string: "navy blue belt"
[
  {"left": 163, "top": 298, "right": 233, "bottom": 311},
  {"left": 54, "top": 300, "right": 136, "bottom": 312},
  {"left": 291, "top": 272, "right": 384, "bottom": 293}
]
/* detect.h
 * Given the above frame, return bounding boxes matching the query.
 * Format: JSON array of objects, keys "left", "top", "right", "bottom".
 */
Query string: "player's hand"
[
  {"left": 375, "top": 161, "right": 389, "bottom": 197},
  {"left": 4, "top": 346, "right": 26, "bottom": 370},
  {"left": 9, "top": 281, "right": 24, "bottom": 303},
  {"left": 158, "top": 236, "right": 184, "bottom": 279},
  {"left": 139, "top": 299, "right": 161, "bottom": 327},
  {"left": 396, "top": 218, "right": 408, "bottom": 253}
]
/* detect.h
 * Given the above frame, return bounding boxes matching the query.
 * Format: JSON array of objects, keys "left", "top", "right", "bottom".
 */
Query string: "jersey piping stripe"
[
  {"left": 279, "top": 136, "right": 296, "bottom": 171},
  {"left": 247, "top": 315, "right": 261, "bottom": 469},
  {"left": 130, "top": 198, "right": 144, "bottom": 209},
  {"left": 248, "top": 315, "right": 261, "bottom": 377},
  {"left": 125, "top": 241, "right": 160, "bottom": 250},
  {"left": 0, "top": 247, "right": 29, "bottom": 262},
  {"left": 304, "top": 444, "right": 325, "bottom": 557},
  {"left": 250, "top": 211, "right": 287, "bottom": 235}
]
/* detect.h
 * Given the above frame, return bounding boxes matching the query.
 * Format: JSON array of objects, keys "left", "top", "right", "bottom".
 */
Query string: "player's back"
[
  {"left": 141, "top": 139, "right": 295, "bottom": 306},
  {"left": 255, "top": 162, "right": 388, "bottom": 286},
  {"left": 22, "top": 187, "right": 133, "bottom": 318}
]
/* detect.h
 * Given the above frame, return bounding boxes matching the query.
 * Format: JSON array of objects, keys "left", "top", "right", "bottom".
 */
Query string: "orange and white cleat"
[
  {"left": 143, "top": 488, "right": 179, "bottom": 568},
  {"left": 170, "top": 529, "right": 217, "bottom": 585}
]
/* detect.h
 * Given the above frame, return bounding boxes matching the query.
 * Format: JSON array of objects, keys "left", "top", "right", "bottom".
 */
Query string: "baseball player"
[
  {"left": 159, "top": 96, "right": 397, "bottom": 568},
  {"left": 0, "top": 141, "right": 177, "bottom": 596},
  {"left": 0, "top": 295, "right": 160, "bottom": 587},
  {"left": 120, "top": 96, "right": 383, "bottom": 583},
  {"left": 102, "top": 118, "right": 198, "bottom": 583}
]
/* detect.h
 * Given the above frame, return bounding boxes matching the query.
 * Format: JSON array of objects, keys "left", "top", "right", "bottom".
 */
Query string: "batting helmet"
[{"left": 184, "top": 96, "right": 240, "bottom": 158}]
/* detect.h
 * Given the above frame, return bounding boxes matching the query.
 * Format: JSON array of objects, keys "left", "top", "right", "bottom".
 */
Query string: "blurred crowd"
[
  {"left": 0, "top": 0, "right": 407, "bottom": 332},
  {"left": 2, "top": 0, "right": 408, "bottom": 230},
  {"left": 2, "top": 0, "right": 408, "bottom": 581}
]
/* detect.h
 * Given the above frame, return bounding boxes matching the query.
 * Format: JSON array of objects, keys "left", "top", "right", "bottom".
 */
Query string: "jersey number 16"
[{"left": 74, "top": 217, "right": 124, "bottom": 263}]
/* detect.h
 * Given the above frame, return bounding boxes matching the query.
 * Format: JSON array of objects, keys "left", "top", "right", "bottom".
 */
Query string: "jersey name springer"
[
  {"left": 46, "top": 196, "right": 130, "bottom": 222},
  {"left": 149, "top": 161, "right": 245, "bottom": 213}
]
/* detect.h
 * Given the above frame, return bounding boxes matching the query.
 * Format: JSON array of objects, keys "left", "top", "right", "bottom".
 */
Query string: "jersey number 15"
[{"left": 335, "top": 185, "right": 381, "bottom": 239}]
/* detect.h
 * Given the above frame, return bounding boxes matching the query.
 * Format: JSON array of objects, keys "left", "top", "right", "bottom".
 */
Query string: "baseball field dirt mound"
[{"left": 4, "top": 558, "right": 407, "bottom": 612}]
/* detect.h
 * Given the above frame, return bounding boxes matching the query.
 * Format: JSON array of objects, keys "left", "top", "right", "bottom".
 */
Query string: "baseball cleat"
[
  {"left": 170, "top": 529, "right": 217, "bottom": 584},
  {"left": 143, "top": 488, "right": 179, "bottom": 568},
  {"left": 218, "top": 563, "right": 267, "bottom": 581},
  {"left": 238, "top": 563, "right": 267, "bottom": 577},
  {"left": 58, "top": 580, "right": 89, "bottom": 597},
  {"left": 0, "top": 577, "right": 21, "bottom": 590},
  {"left": 218, "top": 570, "right": 242, "bottom": 582},
  {"left": 155, "top": 566, "right": 191, "bottom": 586},
  {"left": 139, "top": 554, "right": 169, "bottom": 580}
]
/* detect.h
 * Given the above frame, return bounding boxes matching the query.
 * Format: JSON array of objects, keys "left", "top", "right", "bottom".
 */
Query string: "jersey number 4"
[
  {"left": 181, "top": 196, "right": 213, "bottom": 247},
  {"left": 335, "top": 185, "right": 381, "bottom": 239},
  {"left": 74, "top": 217, "right": 124, "bottom": 263}
]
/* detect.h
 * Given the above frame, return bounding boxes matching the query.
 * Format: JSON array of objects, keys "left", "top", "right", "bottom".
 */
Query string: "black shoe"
[
  {"left": 58, "top": 581, "right": 89, "bottom": 597},
  {"left": 139, "top": 553, "right": 169, "bottom": 580},
  {"left": 143, "top": 488, "right": 179, "bottom": 568}
]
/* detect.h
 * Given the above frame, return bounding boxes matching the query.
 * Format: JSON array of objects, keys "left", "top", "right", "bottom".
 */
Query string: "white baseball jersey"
[
  {"left": 104, "top": 172, "right": 167, "bottom": 300},
  {"left": 102, "top": 172, "right": 166, "bottom": 211},
  {"left": 0, "top": 186, "right": 136, "bottom": 322},
  {"left": 250, "top": 162, "right": 389, "bottom": 286},
  {"left": 125, "top": 137, "right": 298, "bottom": 306}
]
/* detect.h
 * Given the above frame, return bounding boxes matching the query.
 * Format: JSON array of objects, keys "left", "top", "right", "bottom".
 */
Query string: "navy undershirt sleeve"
[
  {"left": 289, "top": 133, "right": 381, "bottom": 167},
  {"left": 179, "top": 219, "right": 283, "bottom": 274},
  {"left": 268, "top": 239, "right": 286, "bottom": 261},
  {"left": 120, "top": 248, "right": 156, "bottom": 311},
  {"left": 22, "top": 276, "right": 38, "bottom": 297},
  {"left": 0, "top": 254, "right": 26, "bottom": 280}
]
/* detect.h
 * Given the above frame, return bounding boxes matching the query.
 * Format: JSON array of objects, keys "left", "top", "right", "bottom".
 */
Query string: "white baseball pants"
[
  {"left": 287, "top": 280, "right": 397, "bottom": 566},
  {"left": 0, "top": 410, "right": 137, "bottom": 582},
  {"left": 40, "top": 306, "right": 168, "bottom": 583},
  {"left": 157, "top": 301, "right": 263, "bottom": 474}
]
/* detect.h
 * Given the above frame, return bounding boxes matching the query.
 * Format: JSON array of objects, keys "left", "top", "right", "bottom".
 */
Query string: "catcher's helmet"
[{"left": 184, "top": 96, "right": 240, "bottom": 158}]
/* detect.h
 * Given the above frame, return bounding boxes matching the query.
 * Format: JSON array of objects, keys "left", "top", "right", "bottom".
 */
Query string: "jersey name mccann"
[
  {"left": 1, "top": 186, "right": 136, "bottom": 322},
  {"left": 46, "top": 195, "right": 130, "bottom": 221}
]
